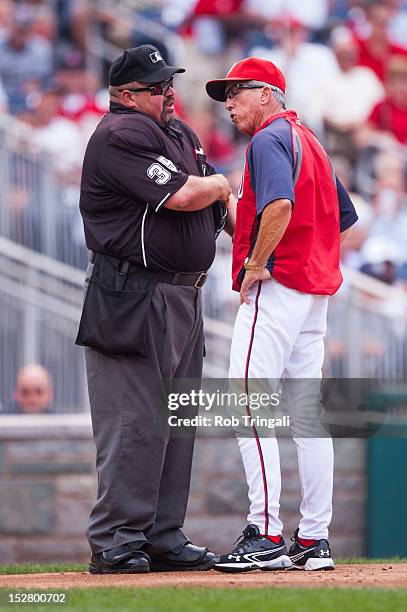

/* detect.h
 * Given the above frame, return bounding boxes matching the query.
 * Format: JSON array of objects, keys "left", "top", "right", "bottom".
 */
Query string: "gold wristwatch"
[{"left": 244, "top": 258, "right": 266, "bottom": 271}]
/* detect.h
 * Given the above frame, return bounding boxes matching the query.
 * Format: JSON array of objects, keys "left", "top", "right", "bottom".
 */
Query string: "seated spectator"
[
  {"left": 360, "top": 235, "right": 403, "bottom": 283},
  {"left": 251, "top": 14, "right": 337, "bottom": 134},
  {"left": 11, "top": 363, "right": 54, "bottom": 415},
  {"left": 30, "top": 3, "right": 57, "bottom": 43},
  {"left": 54, "top": 62, "right": 108, "bottom": 143},
  {"left": 370, "top": 150, "right": 407, "bottom": 228},
  {"left": 331, "top": 155, "right": 374, "bottom": 267},
  {"left": 321, "top": 26, "right": 384, "bottom": 160},
  {"left": 352, "top": 0, "right": 407, "bottom": 82},
  {"left": 0, "top": 9, "right": 53, "bottom": 113},
  {"left": 25, "top": 89, "right": 86, "bottom": 172},
  {"left": 244, "top": 0, "right": 330, "bottom": 33},
  {"left": 359, "top": 151, "right": 407, "bottom": 282},
  {"left": 191, "top": 0, "right": 263, "bottom": 55},
  {"left": 357, "top": 55, "right": 407, "bottom": 149}
]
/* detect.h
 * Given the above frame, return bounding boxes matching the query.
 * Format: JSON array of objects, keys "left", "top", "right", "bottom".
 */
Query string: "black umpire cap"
[{"left": 109, "top": 45, "right": 186, "bottom": 86}]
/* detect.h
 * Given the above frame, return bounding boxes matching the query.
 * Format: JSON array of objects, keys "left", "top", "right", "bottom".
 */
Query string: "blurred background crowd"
[
  {"left": 1, "top": 0, "right": 407, "bottom": 411},
  {"left": 0, "top": 0, "right": 406, "bottom": 286}
]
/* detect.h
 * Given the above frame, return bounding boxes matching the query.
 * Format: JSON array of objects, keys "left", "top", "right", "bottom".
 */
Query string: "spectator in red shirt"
[
  {"left": 353, "top": 0, "right": 407, "bottom": 82},
  {"left": 360, "top": 55, "right": 407, "bottom": 148}
]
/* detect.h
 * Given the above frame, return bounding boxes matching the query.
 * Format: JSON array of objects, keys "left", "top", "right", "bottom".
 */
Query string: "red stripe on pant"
[{"left": 243, "top": 281, "right": 269, "bottom": 535}]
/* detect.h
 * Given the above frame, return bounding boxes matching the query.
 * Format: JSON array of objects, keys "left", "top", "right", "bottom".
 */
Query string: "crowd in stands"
[
  {"left": 0, "top": 0, "right": 406, "bottom": 292},
  {"left": 1, "top": 1, "right": 407, "bottom": 409}
]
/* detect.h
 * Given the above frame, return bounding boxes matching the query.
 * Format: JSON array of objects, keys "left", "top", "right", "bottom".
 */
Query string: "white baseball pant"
[{"left": 229, "top": 278, "right": 333, "bottom": 540}]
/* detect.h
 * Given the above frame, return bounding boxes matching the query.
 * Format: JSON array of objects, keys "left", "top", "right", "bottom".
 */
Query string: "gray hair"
[
  {"left": 247, "top": 80, "right": 286, "bottom": 109},
  {"left": 109, "top": 81, "right": 141, "bottom": 98},
  {"left": 270, "top": 86, "right": 286, "bottom": 109}
]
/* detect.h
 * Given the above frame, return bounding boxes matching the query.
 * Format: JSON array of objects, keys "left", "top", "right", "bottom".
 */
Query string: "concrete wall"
[
  {"left": 0, "top": 416, "right": 366, "bottom": 563},
  {"left": 0, "top": 416, "right": 96, "bottom": 563}
]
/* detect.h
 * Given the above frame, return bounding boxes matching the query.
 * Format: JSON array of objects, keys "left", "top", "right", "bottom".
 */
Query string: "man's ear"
[
  {"left": 121, "top": 90, "right": 140, "bottom": 109},
  {"left": 260, "top": 86, "right": 272, "bottom": 105},
  {"left": 121, "top": 91, "right": 133, "bottom": 106}
]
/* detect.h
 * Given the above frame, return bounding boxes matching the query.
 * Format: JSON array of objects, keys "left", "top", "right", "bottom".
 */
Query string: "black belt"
[{"left": 90, "top": 252, "right": 208, "bottom": 289}]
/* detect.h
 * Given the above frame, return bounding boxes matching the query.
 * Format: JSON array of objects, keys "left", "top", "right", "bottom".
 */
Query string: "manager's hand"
[{"left": 240, "top": 268, "right": 271, "bottom": 305}]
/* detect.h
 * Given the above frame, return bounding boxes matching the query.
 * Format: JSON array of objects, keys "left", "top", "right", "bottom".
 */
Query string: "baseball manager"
[
  {"left": 76, "top": 45, "right": 232, "bottom": 574},
  {"left": 206, "top": 57, "right": 358, "bottom": 572}
]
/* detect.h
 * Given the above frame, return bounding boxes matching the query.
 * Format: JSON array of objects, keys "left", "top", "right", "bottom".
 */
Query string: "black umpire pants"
[{"left": 85, "top": 271, "right": 204, "bottom": 554}]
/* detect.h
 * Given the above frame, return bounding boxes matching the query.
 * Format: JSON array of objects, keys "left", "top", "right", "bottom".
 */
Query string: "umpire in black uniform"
[{"left": 76, "top": 45, "right": 233, "bottom": 573}]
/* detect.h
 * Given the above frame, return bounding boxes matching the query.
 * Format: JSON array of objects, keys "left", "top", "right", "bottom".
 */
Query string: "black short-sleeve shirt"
[{"left": 79, "top": 103, "right": 216, "bottom": 272}]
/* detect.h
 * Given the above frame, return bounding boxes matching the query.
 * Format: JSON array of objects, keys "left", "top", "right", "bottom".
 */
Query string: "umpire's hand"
[{"left": 212, "top": 174, "right": 232, "bottom": 202}]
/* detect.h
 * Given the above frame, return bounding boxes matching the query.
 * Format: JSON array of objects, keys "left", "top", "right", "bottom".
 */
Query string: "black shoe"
[
  {"left": 214, "top": 524, "right": 292, "bottom": 573},
  {"left": 150, "top": 542, "right": 216, "bottom": 572},
  {"left": 89, "top": 542, "right": 151, "bottom": 574},
  {"left": 288, "top": 528, "right": 335, "bottom": 571}
]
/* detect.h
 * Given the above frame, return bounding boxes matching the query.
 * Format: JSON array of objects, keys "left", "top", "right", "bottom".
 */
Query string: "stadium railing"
[
  {"left": 0, "top": 237, "right": 87, "bottom": 414},
  {"left": 1, "top": 109, "right": 407, "bottom": 412},
  {"left": 327, "top": 268, "right": 407, "bottom": 378},
  {"left": 1, "top": 233, "right": 407, "bottom": 415},
  {"left": 0, "top": 237, "right": 233, "bottom": 413},
  {"left": 0, "top": 115, "right": 89, "bottom": 270}
]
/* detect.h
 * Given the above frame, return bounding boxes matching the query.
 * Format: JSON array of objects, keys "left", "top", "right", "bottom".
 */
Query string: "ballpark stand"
[
  {"left": 0, "top": 237, "right": 232, "bottom": 413},
  {"left": 1, "top": 234, "right": 407, "bottom": 415},
  {"left": 0, "top": 115, "right": 88, "bottom": 270},
  {"left": 0, "top": 237, "right": 87, "bottom": 414},
  {"left": 1, "top": 108, "right": 407, "bottom": 412},
  {"left": 326, "top": 269, "right": 407, "bottom": 379},
  {"left": 89, "top": 1, "right": 186, "bottom": 66}
]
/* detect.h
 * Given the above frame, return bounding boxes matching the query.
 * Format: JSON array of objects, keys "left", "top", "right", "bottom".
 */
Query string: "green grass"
[
  {"left": 337, "top": 557, "right": 405, "bottom": 565},
  {"left": 0, "top": 563, "right": 87, "bottom": 575},
  {"left": 0, "top": 561, "right": 405, "bottom": 612},
  {"left": 1, "top": 587, "right": 407, "bottom": 612},
  {"left": 0, "top": 558, "right": 405, "bottom": 575}
]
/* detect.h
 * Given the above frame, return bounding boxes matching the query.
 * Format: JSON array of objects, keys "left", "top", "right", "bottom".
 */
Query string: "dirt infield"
[{"left": 0, "top": 564, "right": 406, "bottom": 590}]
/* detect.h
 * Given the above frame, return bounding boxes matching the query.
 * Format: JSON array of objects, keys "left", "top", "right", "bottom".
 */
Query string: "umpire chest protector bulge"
[{"left": 79, "top": 105, "right": 217, "bottom": 274}]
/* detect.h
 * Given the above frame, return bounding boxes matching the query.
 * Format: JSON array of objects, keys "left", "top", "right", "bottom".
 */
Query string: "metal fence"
[
  {"left": 326, "top": 269, "right": 407, "bottom": 379},
  {"left": 1, "top": 108, "right": 407, "bottom": 414},
  {"left": 1, "top": 235, "right": 407, "bottom": 414},
  {"left": 0, "top": 237, "right": 235, "bottom": 413},
  {"left": 203, "top": 236, "right": 407, "bottom": 379},
  {"left": 0, "top": 116, "right": 89, "bottom": 270},
  {"left": 0, "top": 237, "right": 87, "bottom": 413}
]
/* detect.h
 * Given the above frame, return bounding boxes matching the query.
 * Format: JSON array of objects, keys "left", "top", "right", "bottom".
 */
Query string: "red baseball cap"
[{"left": 206, "top": 57, "right": 286, "bottom": 102}]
